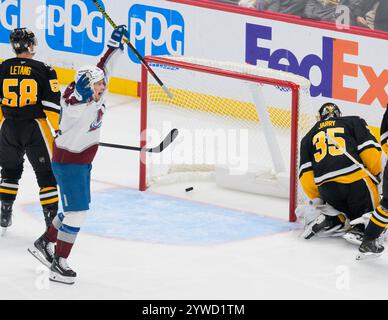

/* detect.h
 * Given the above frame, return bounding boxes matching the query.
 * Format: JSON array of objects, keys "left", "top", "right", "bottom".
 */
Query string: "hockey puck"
[{"left": 185, "top": 187, "right": 194, "bottom": 192}]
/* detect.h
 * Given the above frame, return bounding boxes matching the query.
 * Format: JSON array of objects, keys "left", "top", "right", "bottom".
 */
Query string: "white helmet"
[{"left": 75, "top": 65, "right": 105, "bottom": 85}]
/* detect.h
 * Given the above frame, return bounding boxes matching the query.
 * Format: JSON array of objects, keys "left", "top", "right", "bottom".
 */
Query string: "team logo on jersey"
[
  {"left": 89, "top": 107, "right": 104, "bottom": 132},
  {"left": 0, "top": 0, "right": 20, "bottom": 44},
  {"left": 128, "top": 4, "right": 184, "bottom": 63},
  {"left": 46, "top": 0, "right": 105, "bottom": 56}
]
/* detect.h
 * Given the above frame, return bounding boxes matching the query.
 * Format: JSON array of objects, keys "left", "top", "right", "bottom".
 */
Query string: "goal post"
[{"left": 139, "top": 55, "right": 314, "bottom": 222}]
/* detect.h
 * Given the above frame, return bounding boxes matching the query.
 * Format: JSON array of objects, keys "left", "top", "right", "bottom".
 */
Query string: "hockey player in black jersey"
[
  {"left": 357, "top": 106, "right": 388, "bottom": 259},
  {"left": 0, "top": 28, "right": 60, "bottom": 235},
  {"left": 298, "top": 102, "right": 381, "bottom": 241}
]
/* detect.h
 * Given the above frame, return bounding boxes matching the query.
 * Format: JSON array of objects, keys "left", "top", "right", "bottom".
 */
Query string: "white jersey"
[
  {"left": 52, "top": 47, "right": 120, "bottom": 164},
  {"left": 52, "top": 93, "right": 106, "bottom": 164}
]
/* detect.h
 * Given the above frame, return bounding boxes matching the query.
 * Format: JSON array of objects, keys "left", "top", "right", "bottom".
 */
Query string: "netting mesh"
[{"left": 142, "top": 56, "right": 317, "bottom": 215}]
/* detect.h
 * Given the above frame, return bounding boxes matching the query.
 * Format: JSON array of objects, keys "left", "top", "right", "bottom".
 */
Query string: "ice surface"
[{"left": 1, "top": 93, "right": 388, "bottom": 300}]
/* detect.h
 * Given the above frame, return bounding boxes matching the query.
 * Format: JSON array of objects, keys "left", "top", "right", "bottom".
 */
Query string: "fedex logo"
[
  {"left": 46, "top": 0, "right": 105, "bottom": 56},
  {"left": 128, "top": 4, "right": 184, "bottom": 63},
  {"left": 0, "top": 0, "right": 20, "bottom": 44},
  {"left": 246, "top": 24, "right": 388, "bottom": 107}
]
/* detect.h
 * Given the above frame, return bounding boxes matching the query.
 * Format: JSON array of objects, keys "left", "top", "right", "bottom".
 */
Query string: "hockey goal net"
[{"left": 139, "top": 56, "right": 315, "bottom": 222}]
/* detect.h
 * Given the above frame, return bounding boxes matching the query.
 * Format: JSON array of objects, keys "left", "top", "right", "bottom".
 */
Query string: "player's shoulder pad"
[
  {"left": 43, "top": 62, "right": 54, "bottom": 70},
  {"left": 31, "top": 60, "right": 55, "bottom": 73},
  {"left": 341, "top": 115, "right": 366, "bottom": 124},
  {"left": 343, "top": 116, "right": 370, "bottom": 132},
  {"left": 41, "top": 62, "right": 56, "bottom": 74},
  {"left": 302, "top": 125, "right": 316, "bottom": 143}
]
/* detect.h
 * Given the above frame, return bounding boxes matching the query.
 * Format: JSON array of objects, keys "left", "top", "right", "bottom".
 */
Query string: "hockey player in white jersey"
[{"left": 28, "top": 25, "right": 128, "bottom": 284}]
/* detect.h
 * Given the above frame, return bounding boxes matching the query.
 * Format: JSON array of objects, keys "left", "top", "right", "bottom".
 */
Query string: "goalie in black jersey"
[
  {"left": 297, "top": 102, "right": 381, "bottom": 242},
  {"left": 0, "top": 28, "right": 60, "bottom": 234}
]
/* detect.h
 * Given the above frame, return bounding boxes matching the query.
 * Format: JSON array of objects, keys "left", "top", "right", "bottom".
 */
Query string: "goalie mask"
[
  {"left": 10, "top": 27, "right": 37, "bottom": 55},
  {"left": 75, "top": 65, "right": 105, "bottom": 86},
  {"left": 318, "top": 102, "right": 342, "bottom": 121}
]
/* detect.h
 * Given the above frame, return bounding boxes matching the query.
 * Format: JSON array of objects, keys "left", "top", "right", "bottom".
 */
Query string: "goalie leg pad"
[{"left": 301, "top": 214, "right": 347, "bottom": 239}]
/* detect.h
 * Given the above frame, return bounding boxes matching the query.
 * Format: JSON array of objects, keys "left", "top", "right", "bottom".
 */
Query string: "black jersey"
[
  {"left": 380, "top": 107, "right": 388, "bottom": 155},
  {"left": 299, "top": 116, "right": 381, "bottom": 199},
  {"left": 0, "top": 57, "right": 60, "bottom": 130}
]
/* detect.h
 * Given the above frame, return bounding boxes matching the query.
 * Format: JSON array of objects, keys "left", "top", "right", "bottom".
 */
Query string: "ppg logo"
[
  {"left": 128, "top": 5, "right": 184, "bottom": 63},
  {"left": 0, "top": 0, "right": 20, "bottom": 44},
  {"left": 46, "top": 0, "right": 105, "bottom": 56}
]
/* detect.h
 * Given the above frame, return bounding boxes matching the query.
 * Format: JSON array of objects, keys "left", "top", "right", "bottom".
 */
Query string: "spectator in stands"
[
  {"left": 304, "top": 1, "right": 366, "bottom": 25},
  {"left": 239, "top": 0, "right": 271, "bottom": 10},
  {"left": 266, "top": 0, "right": 309, "bottom": 16},
  {"left": 374, "top": 0, "right": 388, "bottom": 31},
  {"left": 351, "top": 0, "right": 378, "bottom": 28}
]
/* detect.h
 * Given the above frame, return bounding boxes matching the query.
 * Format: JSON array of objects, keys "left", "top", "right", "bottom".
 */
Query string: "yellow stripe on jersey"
[
  {"left": 299, "top": 170, "right": 320, "bottom": 200},
  {"left": 43, "top": 109, "right": 60, "bottom": 132},
  {"left": 316, "top": 169, "right": 367, "bottom": 186},
  {"left": 359, "top": 148, "right": 382, "bottom": 176},
  {"left": 0, "top": 188, "right": 17, "bottom": 195},
  {"left": 40, "top": 187, "right": 57, "bottom": 193},
  {"left": 370, "top": 216, "right": 387, "bottom": 228},
  {"left": 377, "top": 206, "right": 388, "bottom": 218},
  {"left": 35, "top": 119, "right": 54, "bottom": 157},
  {"left": 40, "top": 197, "right": 59, "bottom": 205}
]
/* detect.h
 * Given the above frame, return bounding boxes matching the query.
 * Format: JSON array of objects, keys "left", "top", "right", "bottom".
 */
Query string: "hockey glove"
[
  {"left": 107, "top": 25, "right": 129, "bottom": 51},
  {"left": 74, "top": 73, "right": 93, "bottom": 103}
]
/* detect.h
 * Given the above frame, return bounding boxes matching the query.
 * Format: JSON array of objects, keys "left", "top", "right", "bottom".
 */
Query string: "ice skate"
[
  {"left": 50, "top": 256, "right": 77, "bottom": 285},
  {"left": 28, "top": 235, "right": 54, "bottom": 268},
  {"left": 356, "top": 238, "right": 384, "bottom": 260}
]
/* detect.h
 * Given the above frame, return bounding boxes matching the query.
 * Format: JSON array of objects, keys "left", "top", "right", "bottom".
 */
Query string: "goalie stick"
[
  {"left": 99, "top": 128, "right": 179, "bottom": 153},
  {"left": 325, "top": 134, "right": 380, "bottom": 185},
  {"left": 91, "top": 0, "right": 173, "bottom": 99}
]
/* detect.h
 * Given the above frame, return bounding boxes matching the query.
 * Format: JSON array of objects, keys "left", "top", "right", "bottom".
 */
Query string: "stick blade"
[{"left": 149, "top": 128, "right": 179, "bottom": 153}]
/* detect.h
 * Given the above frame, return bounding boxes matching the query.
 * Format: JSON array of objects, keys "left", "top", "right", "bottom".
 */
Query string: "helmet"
[
  {"left": 10, "top": 28, "right": 37, "bottom": 54},
  {"left": 75, "top": 65, "right": 105, "bottom": 86},
  {"left": 318, "top": 102, "right": 342, "bottom": 121}
]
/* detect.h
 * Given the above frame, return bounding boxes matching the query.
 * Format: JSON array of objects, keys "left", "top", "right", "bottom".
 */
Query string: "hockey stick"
[
  {"left": 326, "top": 134, "right": 380, "bottom": 184},
  {"left": 91, "top": 0, "right": 173, "bottom": 99},
  {"left": 99, "top": 128, "right": 179, "bottom": 153}
]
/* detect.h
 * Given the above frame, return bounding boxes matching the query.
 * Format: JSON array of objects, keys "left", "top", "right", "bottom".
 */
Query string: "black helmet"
[
  {"left": 10, "top": 28, "right": 37, "bottom": 54},
  {"left": 318, "top": 102, "right": 342, "bottom": 121}
]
